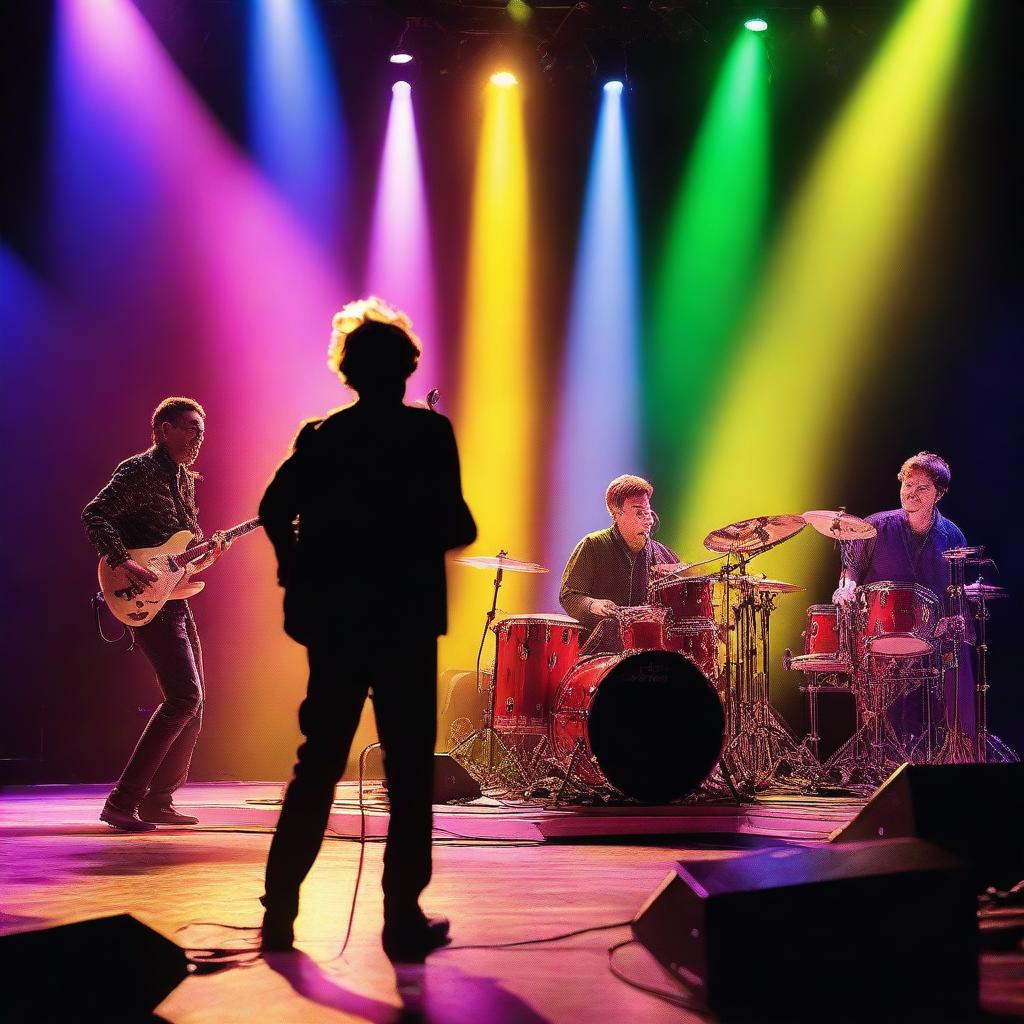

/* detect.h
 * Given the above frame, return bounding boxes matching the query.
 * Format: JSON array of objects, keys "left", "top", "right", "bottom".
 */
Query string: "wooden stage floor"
[{"left": 2, "top": 783, "right": 1021, "bottom": 1022}]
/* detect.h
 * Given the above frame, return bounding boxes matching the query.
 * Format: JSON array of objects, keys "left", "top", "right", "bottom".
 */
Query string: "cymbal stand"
[
  {"left": 720, "top": 547, "right": 813, "bottom": 791},
  {"left": 969, "top": 578, "right": 1020, "bottom": 764},
  {"left": 936, "top": 555, "right": 975, "bottom": 764},
  {"left": 448, "top": 552, "right": 528, "bottom": 791}
]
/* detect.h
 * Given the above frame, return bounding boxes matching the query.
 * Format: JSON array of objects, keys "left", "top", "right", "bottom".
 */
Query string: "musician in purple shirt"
[{"left": 833, "top": 451, "right": 975, "bottom": 744}]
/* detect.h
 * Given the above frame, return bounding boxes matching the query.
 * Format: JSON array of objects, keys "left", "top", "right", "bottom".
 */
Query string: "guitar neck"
[{"left": 175, "top": 518, "right": 261, "bottom": 568}]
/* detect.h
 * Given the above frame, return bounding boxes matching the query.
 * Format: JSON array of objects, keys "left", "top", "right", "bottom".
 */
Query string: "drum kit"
[{"left": 448, "top": 513, "right": 1016, "bottom": 805}]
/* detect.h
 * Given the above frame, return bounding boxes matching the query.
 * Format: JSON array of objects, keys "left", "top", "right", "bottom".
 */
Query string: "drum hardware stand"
[
  {"left": 936, "top": 555, "right": 976, "bottom": 765},
  {"left": 966, "top": 576, "right": 1019, "bottom": 764},
  {"left": 721, "top": 566, "right": 817, "bottom": 791},
  {"left": 448, "top": 551, "right": 530, "bottom": 790}
]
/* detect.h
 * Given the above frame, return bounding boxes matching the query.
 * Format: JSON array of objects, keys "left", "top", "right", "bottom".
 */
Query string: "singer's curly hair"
[
  {"left": 605, "top": 475, "right": 654, "bottom": 518},
  {"left": 898, "top": 451, "right": 951, "bottom": 498},
  {"left": 327, "top": 296, "right": 421, "bottom": 391}
]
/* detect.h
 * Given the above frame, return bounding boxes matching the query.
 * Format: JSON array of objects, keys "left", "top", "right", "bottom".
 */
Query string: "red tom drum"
[
  {"left": 550, "top": 649, "right": 725, "bottom": 803},
  {"left": 493, "top": 614, "right": 582, "bottom": 733},
  {"left": 857, "top": 581, "right": 939, "bottom": 659},
  {"left": 665, "top": 621, "right": 720, "bottom": 683},
  {"left": 649, "top": 573, "right": 717, "bottom": 622}
]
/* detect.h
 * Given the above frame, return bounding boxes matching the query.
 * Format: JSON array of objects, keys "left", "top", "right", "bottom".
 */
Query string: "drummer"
[
  {"left": 560, "top": 475, "right": 679, "bottom": 655},
  {"left": 832, "top": 451, "right": 975, "bottom": 739}
]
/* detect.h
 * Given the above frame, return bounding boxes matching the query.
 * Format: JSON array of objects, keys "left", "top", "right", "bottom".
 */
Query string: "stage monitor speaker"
[
  {"left": 360, "top": 748, "right": 481, "bottom": 803},
  {"left": 0, "top": 914, "right": 188, "bottom": 1019},
  {"left": 831, "top": 762, "right": 1024, "bottom": 890},
  {"left": 632, "top": 839, "right": 977, "bottom": 1022},
  {"left": 433, "top": 752, "right": 481, "bottom": 803}
]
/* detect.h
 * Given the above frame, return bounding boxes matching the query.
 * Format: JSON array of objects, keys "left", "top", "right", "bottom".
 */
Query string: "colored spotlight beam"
[
  {"left": 248, "top": 0, "right": 347, "bottom": 248},
  {"left": 545, "top": 82, "right": 642, "bottom": 605},
  {"left": 647, "top": 30, "right": 769, "bottom": 523},
  {"left": 445, "top": 76, "right": 535, "bottom": 669},
  {"left": 364, "top": 81, "right": 439, "bottom": 396},
  {"left": 47, "top": 0, "right": 348, "bottom": 774},
  {"left": 681, "top": 0, "right": 970, "bottom": 625}
]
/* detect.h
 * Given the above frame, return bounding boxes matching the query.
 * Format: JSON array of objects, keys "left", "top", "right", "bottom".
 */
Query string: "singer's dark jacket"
[{"left": 259, "top": 400, "right": 476, "bottom": 644}]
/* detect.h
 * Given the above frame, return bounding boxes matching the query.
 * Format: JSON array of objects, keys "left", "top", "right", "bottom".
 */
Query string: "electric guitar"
[{"left": 98, "top": 518, "right": 261, "bottom": 627}]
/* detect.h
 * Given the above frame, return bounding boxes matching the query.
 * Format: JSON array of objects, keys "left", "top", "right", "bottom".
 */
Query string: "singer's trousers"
[{"left": 263, "top": 631, "right": 438, "bottom": 928}]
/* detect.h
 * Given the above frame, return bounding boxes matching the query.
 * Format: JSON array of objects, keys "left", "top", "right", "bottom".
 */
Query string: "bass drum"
[{"left": 550, "top": 649, "right": 725, "bottom": 803}]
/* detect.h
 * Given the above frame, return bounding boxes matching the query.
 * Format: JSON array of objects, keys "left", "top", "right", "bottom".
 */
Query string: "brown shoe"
[{"left": 100, "top": 799, "right": 156, "bottom": 832}]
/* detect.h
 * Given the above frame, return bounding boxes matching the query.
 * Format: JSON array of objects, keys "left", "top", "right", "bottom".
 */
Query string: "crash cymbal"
[
  {"left": 704, "top": 514, "right": 806, "bottom": 554},
  {"left": 453, "top": 553, "right": 549, "bottom": 573},
  {"left": 802, "top": 509, "right": 877, "bottom": 541},
  {"left": 964, "top": 581, "right": 1008, "bottom": 601}
]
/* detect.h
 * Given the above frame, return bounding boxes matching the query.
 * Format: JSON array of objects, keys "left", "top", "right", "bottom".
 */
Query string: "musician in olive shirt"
[
  {"left": 560, "top": 475, "right": 678, "bottom": 654},
  {"left": 82, "top": 397, "right": 227, "bottom": 832}
]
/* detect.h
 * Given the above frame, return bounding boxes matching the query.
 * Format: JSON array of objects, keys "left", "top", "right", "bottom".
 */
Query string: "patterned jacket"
[{"left": 83, "top": 444, "right": 202, "bottom": 568}]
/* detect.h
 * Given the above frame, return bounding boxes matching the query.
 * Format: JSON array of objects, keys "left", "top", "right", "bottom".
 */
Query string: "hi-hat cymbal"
[
  {"left": 942, "top": 546, "right": 985, "bottom": 561},
  {"left": 704, "top": 514, "right": 806, "bottom": 554},
  {"left": 802, "top": 509, "right": 877, "bottom": 541},
  {"left": 453, "top": 554, "right": 549, "bottom": 573},
  {"left": 964, "top": 581, "right": 1007, "bottom": 601}
]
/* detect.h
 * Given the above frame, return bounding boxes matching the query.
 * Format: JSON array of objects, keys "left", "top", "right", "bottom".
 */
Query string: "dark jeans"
[
  {"left": 109, "top": 601, "right": 204, "bottom": 808},
  {"left": 263, "top": 632, "right": 438, "bottom": 928}
]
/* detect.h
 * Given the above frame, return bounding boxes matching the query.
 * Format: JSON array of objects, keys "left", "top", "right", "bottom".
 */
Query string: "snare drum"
[
  {"left": 857, "top": 581, "right": 939, "bottom": 659},
  {"left": 615, "top": 604, "right": 669, "bottom": 651},
  {"left": 785, "top": 603, "right": 854, "bottom": 676},
  {"left": 492, "top": 614, "right": 583, "bottom": 733},
  {"left": 550, "top": 649, "right": 725, "bottom": 802},
  {"left": 649, "top": 573, "right": 716, "bottom": 622}
]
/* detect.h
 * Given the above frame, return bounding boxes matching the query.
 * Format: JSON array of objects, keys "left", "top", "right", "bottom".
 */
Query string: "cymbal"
[
  {"left": 725, "top": 573, "right": 805, "bottom": 594},
  {"left": 942, "top": 546, "right": 985, "bottom": 561},
  {"left": 750, "top": 576, "right": 806, "bottom": 594},
  {"left": 453, "top": 554, "right": 549, "bottom": 573},
  {"left": 802, "top": 509, "right": 876, "bottom": 541},
  {"left": 704, "top": 514, "right": 806, "bottom": 554},
  {"left": 964, "top": 581, "right": 1007, "bottom": 601}
]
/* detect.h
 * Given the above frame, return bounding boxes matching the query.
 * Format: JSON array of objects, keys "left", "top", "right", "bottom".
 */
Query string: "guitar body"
[
  {"left": 96, "top": 517, "right": 260, "bottom": 627},
  {"left": 98, "top": 530, "right": 199, "bottom": 627}
]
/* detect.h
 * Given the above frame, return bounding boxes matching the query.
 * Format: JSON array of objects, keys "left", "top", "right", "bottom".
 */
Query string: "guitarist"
[{"left": 82, "top": 396, "right": 229, "bottom": 832}]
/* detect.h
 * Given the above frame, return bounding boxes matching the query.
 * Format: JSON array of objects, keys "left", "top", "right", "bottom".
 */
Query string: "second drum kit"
[{"left": 449, "top": 511, "right": 1014, "bottom": 804}]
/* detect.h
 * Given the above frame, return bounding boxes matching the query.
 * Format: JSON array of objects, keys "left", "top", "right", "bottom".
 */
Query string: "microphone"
[{"left": 427, "top": 388, "right": 441, "bottom": 411}]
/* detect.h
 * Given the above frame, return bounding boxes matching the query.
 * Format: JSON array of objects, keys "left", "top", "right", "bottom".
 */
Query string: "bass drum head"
[{"left": 587, "top": 650, "right": 724, "bottom": 803}]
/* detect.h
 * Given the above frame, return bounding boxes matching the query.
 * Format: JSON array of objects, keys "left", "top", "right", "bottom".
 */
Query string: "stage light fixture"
[
  {"left": 811, "top": 6, "right": 829, "bottom": 30},
  {"left": 392, "top": 80, "right": 411, "bottom": 95},
  {"left": 604, "top": 80, "right": 624, "bottom": 94},
  {"left": 744, "top": 18, "right": 768, "bottom": 32},
  {"left": 390, "top": 52, "right": 413, "bottom": 65},
  {"left": 490, "top": 70, "right": 518, "bottom": 87},
  {"left": 506, "top": 0, "right": 533, "bottom": 24}
]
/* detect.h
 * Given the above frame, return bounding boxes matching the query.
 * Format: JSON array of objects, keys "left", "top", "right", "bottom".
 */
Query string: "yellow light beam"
[{"left": 443, "top": 77, "right": 536, "bottom": 673}]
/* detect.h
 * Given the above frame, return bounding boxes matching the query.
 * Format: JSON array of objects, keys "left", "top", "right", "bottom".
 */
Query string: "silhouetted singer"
[{"left": 258, "top": 298, "right": 476, "bottom": 962}]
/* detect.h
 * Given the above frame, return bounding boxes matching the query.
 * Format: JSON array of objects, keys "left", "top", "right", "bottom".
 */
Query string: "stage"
[{"left": 2, "top": 783, "right": 1022, "bottom": 1022}]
